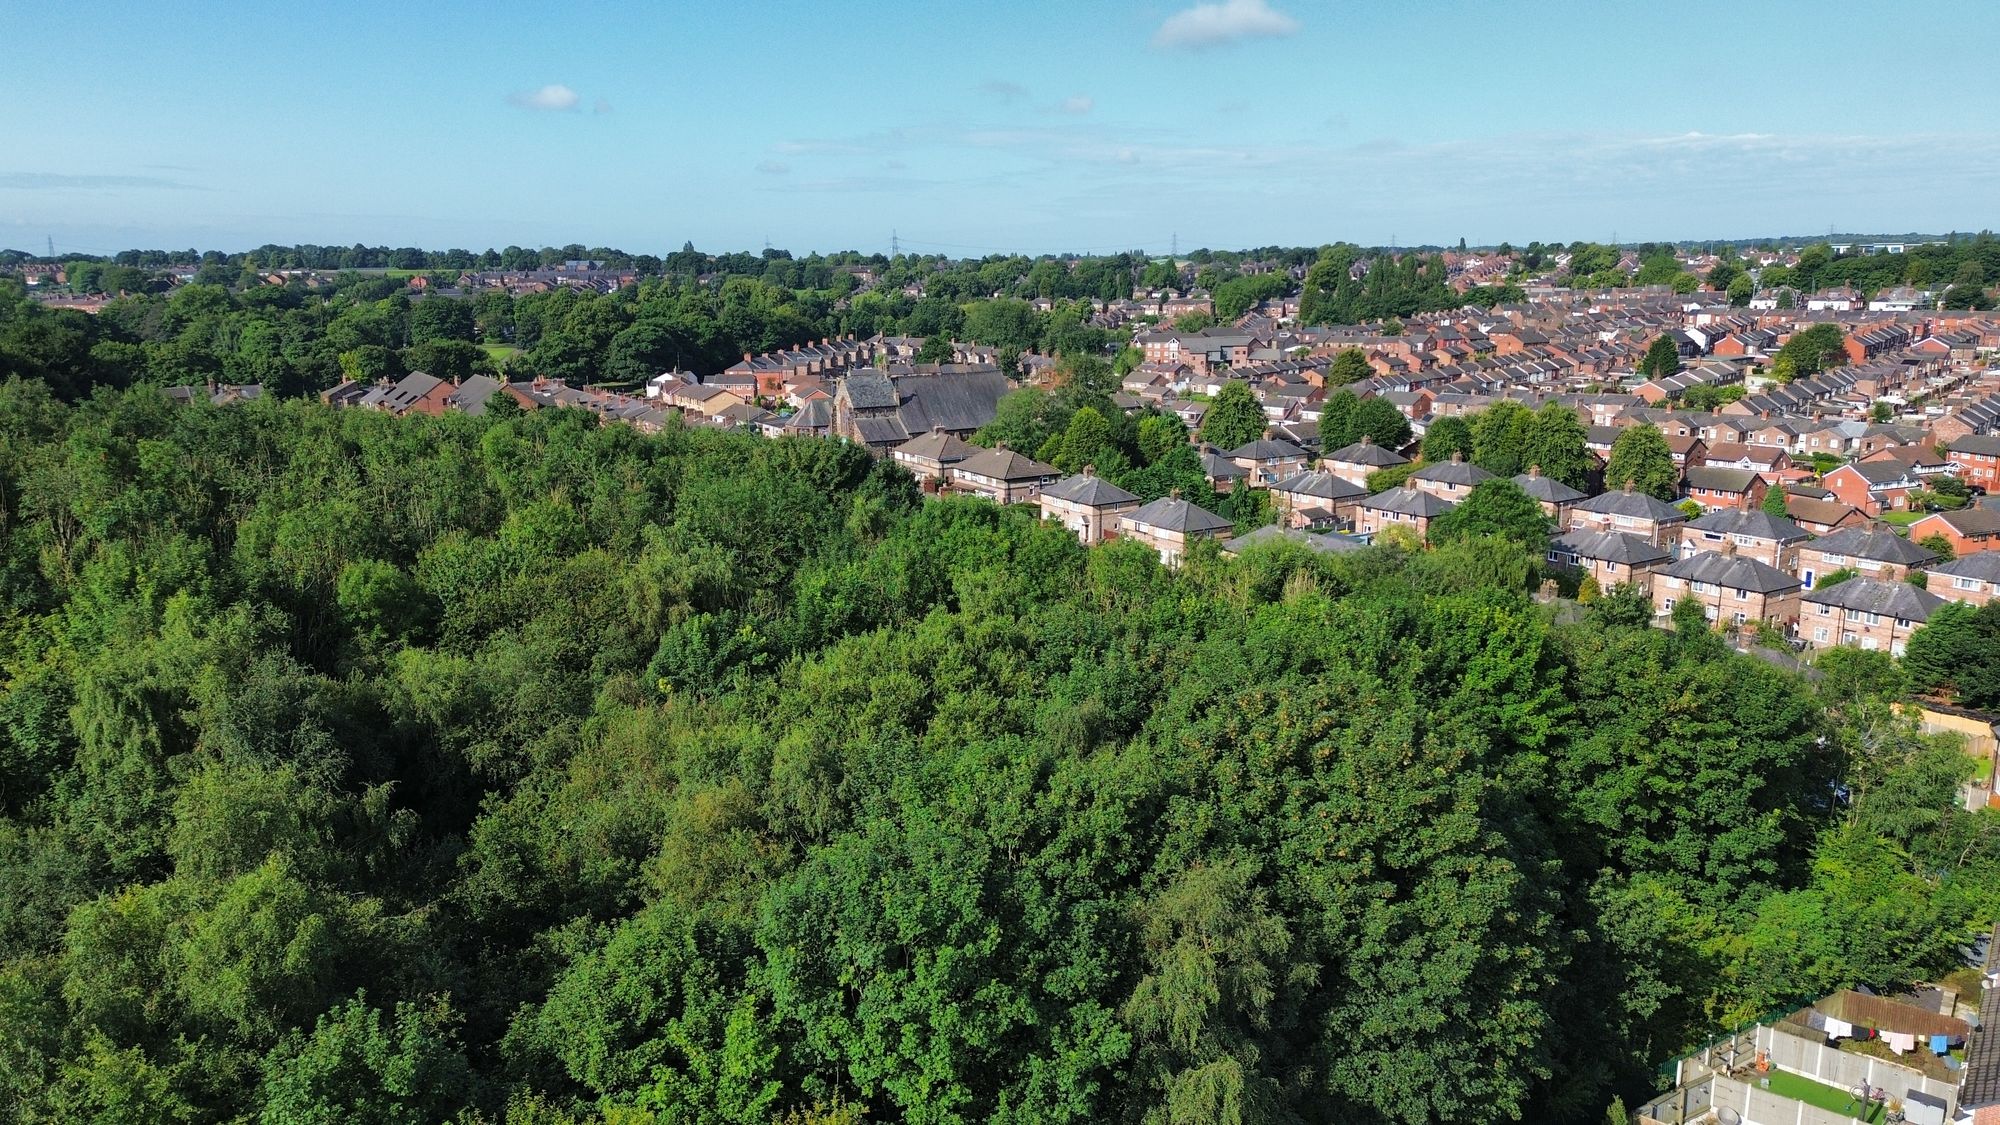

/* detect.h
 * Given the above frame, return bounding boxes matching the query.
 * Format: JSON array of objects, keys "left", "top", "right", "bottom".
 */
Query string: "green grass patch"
[
  {"left": 480, "top": 344, "right": 521, "bottom": 366},
  {"left": 1762, "top": 1068, "right": 1884, "bottom": 1123},
  {"left": 1879, "top": 511, "right": 1923, "bottom": 527}
]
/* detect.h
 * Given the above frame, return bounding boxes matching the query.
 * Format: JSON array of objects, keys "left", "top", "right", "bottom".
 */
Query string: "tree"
[
  {"left": 1760, "top": 481, "right": 1789, "bottom": 518},
  {"left": 1328, "top": 347, "right": 1373, "bottom": 385},
  {"left": 1523, "top": 402, "right": 1595, "bottom": 490},
  {"left": 1917, "top": 533, "right": 1956, "bottom": 562},
  {"left": 1470, "top": 400, "right": 1535, "bottom": 478},
  {"left": 1902, "top": 602, "right": 2000, "bottom": 706},
  {"left": 1198, "top": 381, "right": 1265, "bottom": 450},
  {"left": 1136, "top": 413, "right": 1188, "bottom": 464},
  {"left": 1775, "top": 323, "right": 1847, "bottom": 377},
  {"left": 1727, "top": 274, "right": 1754, "bottom": 307},
  {"left": 1422, "top": 416, "right": 1474, "bottom": 464},
  {"left": 259, "top": 994, "right": 471, "bottom": 1125},
  {"left": 1350, "top": 396, "right": 1412, "bottom": 450},
  {"left": 1603, "top": 424, "right": 1680, "bottom": 500},
  {"left": 914, "top": 335, "right": 954, "bottom": 365},
  {"left": 1639, "top": 335, "right": 1682, "bottom": 380},
  {"left": 1428, "top": 478, "right": 1551, "bottom": 551}
]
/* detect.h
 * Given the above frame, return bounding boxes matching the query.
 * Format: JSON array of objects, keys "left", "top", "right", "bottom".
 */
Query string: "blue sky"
[{"left": 6, "top": 0, "right": 2000, "bottom": 256}]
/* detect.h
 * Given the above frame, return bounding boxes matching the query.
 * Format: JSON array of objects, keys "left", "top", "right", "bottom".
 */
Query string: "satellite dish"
[{"left": 1718, "top": 1109, "right": 1742, "bottom": 1125}]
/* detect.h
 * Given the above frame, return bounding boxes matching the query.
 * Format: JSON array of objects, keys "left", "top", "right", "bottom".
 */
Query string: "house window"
[
  {"left": 1813, "top": 627, "right": 1828, "bottom": 642},
  {"left": 1662, "top": 598, "right": 1675, "bottom": 612},
  {"left": 1955, "top": 577, "right": 1978, "bottom": 590}
]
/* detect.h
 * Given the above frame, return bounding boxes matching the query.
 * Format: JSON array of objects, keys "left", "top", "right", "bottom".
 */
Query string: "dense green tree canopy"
[
  {"left": 0, "top": 374, "right": 1990, "bottom": 1125},
  {"left": 1603, "top": 424, "right": 1680, "bottom": 500}
]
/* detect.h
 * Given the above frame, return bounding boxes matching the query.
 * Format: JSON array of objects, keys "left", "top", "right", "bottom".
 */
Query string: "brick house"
[
  {"left": 1569, "top": 485, "right": 1690, "bottom": 548},
  {"left": 1513, "top": 468, "right": 1587, "bottom": 524},
  {"left": 1928, "top": 553, "right": 2000, "bottom": 607},
  {"left": 1785, "top": 495, "right": 1870, "bottom": 535},
  {"left": 891, "top": 428, "right": 978, "bottom": 486},
  {"left": 1793, "top": 525, "right": 1938, "bottom": 589},
  {"left": 1652, "top": 548, "right": 1804, "bottom": 631},
  {"left": 1409, "top": 453, "right": 1495, "bottom": 501},
  {"left": 1948, "top": 434, "right": 2000, "bottom": 492},
  {"left": 1356, "top": 485, "right": 1455, "bottom": 539},
  {"left": 1226, "top": 438, "right": 1311, "bottom": 489},
  {"left": 1269, "top": 470, "right": 1367, "bottom": 529},
  {"left": 1116, "top": 495, "right": 1234, "bottom": 565},
  {"left": 1547, "top": 529, "right": 1674, "bottom": 597},
  {"left": 1678, "top": 509, "right": 1810, "bottom": 571},
  {"left": 1320, "top": 435, "right": 1409, "bottom": 488},
  {"left": 1798, "top": 578, "right": 1944, "bottom": 656},
  {"left": 950, "top": 445, "right": 1062, "bottom": 504},
  {"left": 1039, "top": 469, "right": 1142, "bottom": 545},
  {"left": 1683, "top": 466, "right": 1770, "bottom": 511},
  {"left": 1822, "top": 461, "right": 1923, "bottom": 515},
  {"left": 1909, "top": 508, "right": 2000, "bottom": 556}
]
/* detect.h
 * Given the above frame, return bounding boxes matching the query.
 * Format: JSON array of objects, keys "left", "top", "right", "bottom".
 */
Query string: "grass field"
[
  {"left": 480, "top": 344, "right": 521, "bottom": 367},
  {"left": 1762, "top": 1068, "right": 1885, "bottom": 1124},
  {"left": 1880, "top": 511, "right": 1923, "bottom": 527}
]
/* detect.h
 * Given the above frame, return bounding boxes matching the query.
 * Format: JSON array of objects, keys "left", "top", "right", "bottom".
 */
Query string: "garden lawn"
[{"left": 1762, "top": 1068, "right": 1884, "bottom": 1124}]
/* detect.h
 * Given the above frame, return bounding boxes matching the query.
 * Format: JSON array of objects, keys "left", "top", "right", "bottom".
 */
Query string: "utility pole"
[
  {"left": 891, "top": 229, "right": 899, "bottom": 258},
  {"left": 1170, "top": 232, "right": 1177, "bottom": 259},
  {"left": 46, "top": 235, "right": 54, "bottom": 258}
]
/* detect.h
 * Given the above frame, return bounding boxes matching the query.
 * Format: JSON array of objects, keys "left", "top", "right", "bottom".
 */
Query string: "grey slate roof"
[
  {"left": 1684, "top": 509, "right": 1809, "bottom": 542},
  {"left": 1042, "top": 471, "right": 1141, "bottom": 507},
  {"left": 1803, "top": 526, "right": 1937, "bottom": 566},
  {"left": 1222, "top": 525, "right": 1367, "bottom": 555},
  {"left": 1411, "top": 459, "right": 1496, "bottom": 487},
  {"left": 1512, "top": 471, "right": 1587, "bottom": 504},
  {"left": 1682, "top": 465, "right": 1762, "bottom": 493},
  {"left": 894, "top": 428, "right": 977, "bottom": 463},
  {"left": 446, "top": 374, "right": 504, "bottom": 415},
  {"left": 1269, "top": 470, "right": 1367, "bottom": 502},
  {"left": 955, "top": 446, "right": 1059, "bottom": 481},
  {"left": 1802, "top": 577, "right": 1944, "bottom": 622},
  {"left": 1662, "top": 551, "right": 1801, "bottom": 595},
  {"left": 784, "top": 399, "right": 832, "bottom": 430},
  {"left": 1360, "top": 485, "right": 1455, "bottom": 518},
  {"left": 1929, "top": 553, "right": 2000, "bottom": 582},
  {"left": 1574, "top": 488, "right": 1688, "bottom": 521},
  {"left": 1550, "top": 529, "right": 1672, "bottom": 566},
  {"left": 1325, "top": 438, "right": 1408, "bottom": 467},
  {"left": 842, "top": 370, "right": 901, "bottom": 410},
  {"left": 1225, "top": 438, "right": 1308, "bottom": 461},
  {"left": 1124, "top": 496, "right": 1233, "bottom": 534},
  {"left": 1200, "top": 449, "right": 1249, "bottom": 479}
]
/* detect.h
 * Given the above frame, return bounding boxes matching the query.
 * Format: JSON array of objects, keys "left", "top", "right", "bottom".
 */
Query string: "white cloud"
[
  {"left": 1057, "top": 95, "right": 1094, "bottom": 115},
  {"left": 508, "top": 84, "right": 581, "bottom": 112},
  {"left": 1153, "top": 0, "right": 1299, "bottom": 49}
]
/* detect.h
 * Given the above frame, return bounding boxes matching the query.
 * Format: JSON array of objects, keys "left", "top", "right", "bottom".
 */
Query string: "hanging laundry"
[
  {"left": 1884, "top": 1031, "right": 1916, "bottom": 1054},
  {"left": 1931, "top": 1034, "right": 1950, "bottom": 1055},
  {"left": 1824, "top": 1017, "right": 1853, "bottom": 1038},
  {"left": 1805, "top": 1011, "right": 1829, "bottom": 1031}
]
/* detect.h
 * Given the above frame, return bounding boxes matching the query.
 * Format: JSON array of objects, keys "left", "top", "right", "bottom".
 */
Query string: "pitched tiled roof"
[
  {"left": 1573, "top": 488, "right": 1687, "bottom": 521},
  {"left": 1802, "top": 577, "right": 1944, "bottom": 622},
  {"left": 1042, "top": 471, "right": 1140, "bottom": 507},
  {"left": 1551, "top": 529, "right": 1672, "bottom": 566},
  {"left": 1930, "top": 553, "right": 2000, "bottom": 582},
  {"left": 955, "top": 446, "right": 1059, "bottom": 482},
  {"left": 1361, "top": 485, "right": 1455, "bottom": 518},
  {"left": 1663, "top": 551, "right": 1800, "bottom": 594},
  {"left": 1411, "top": 458, "right": 1496, "bottom": 487},
  {"left": 1804, "top": 526, "right": 1937, "bottom": 565},
  {"left": 1512, "top": 471, "right": 1587, "bottom": 503},
  {"left": 1270, "top": 470, "right": 1367, "bottom": 502},
  {"left": 1684, "top": 509, "right": 1809, "bottom": 542},
  {"left": 1325, "top": 438, "right": 1408, "bottom": 467},
  {"left": 1124, "top": 496, "right": 1233, "bottom": 534}
]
